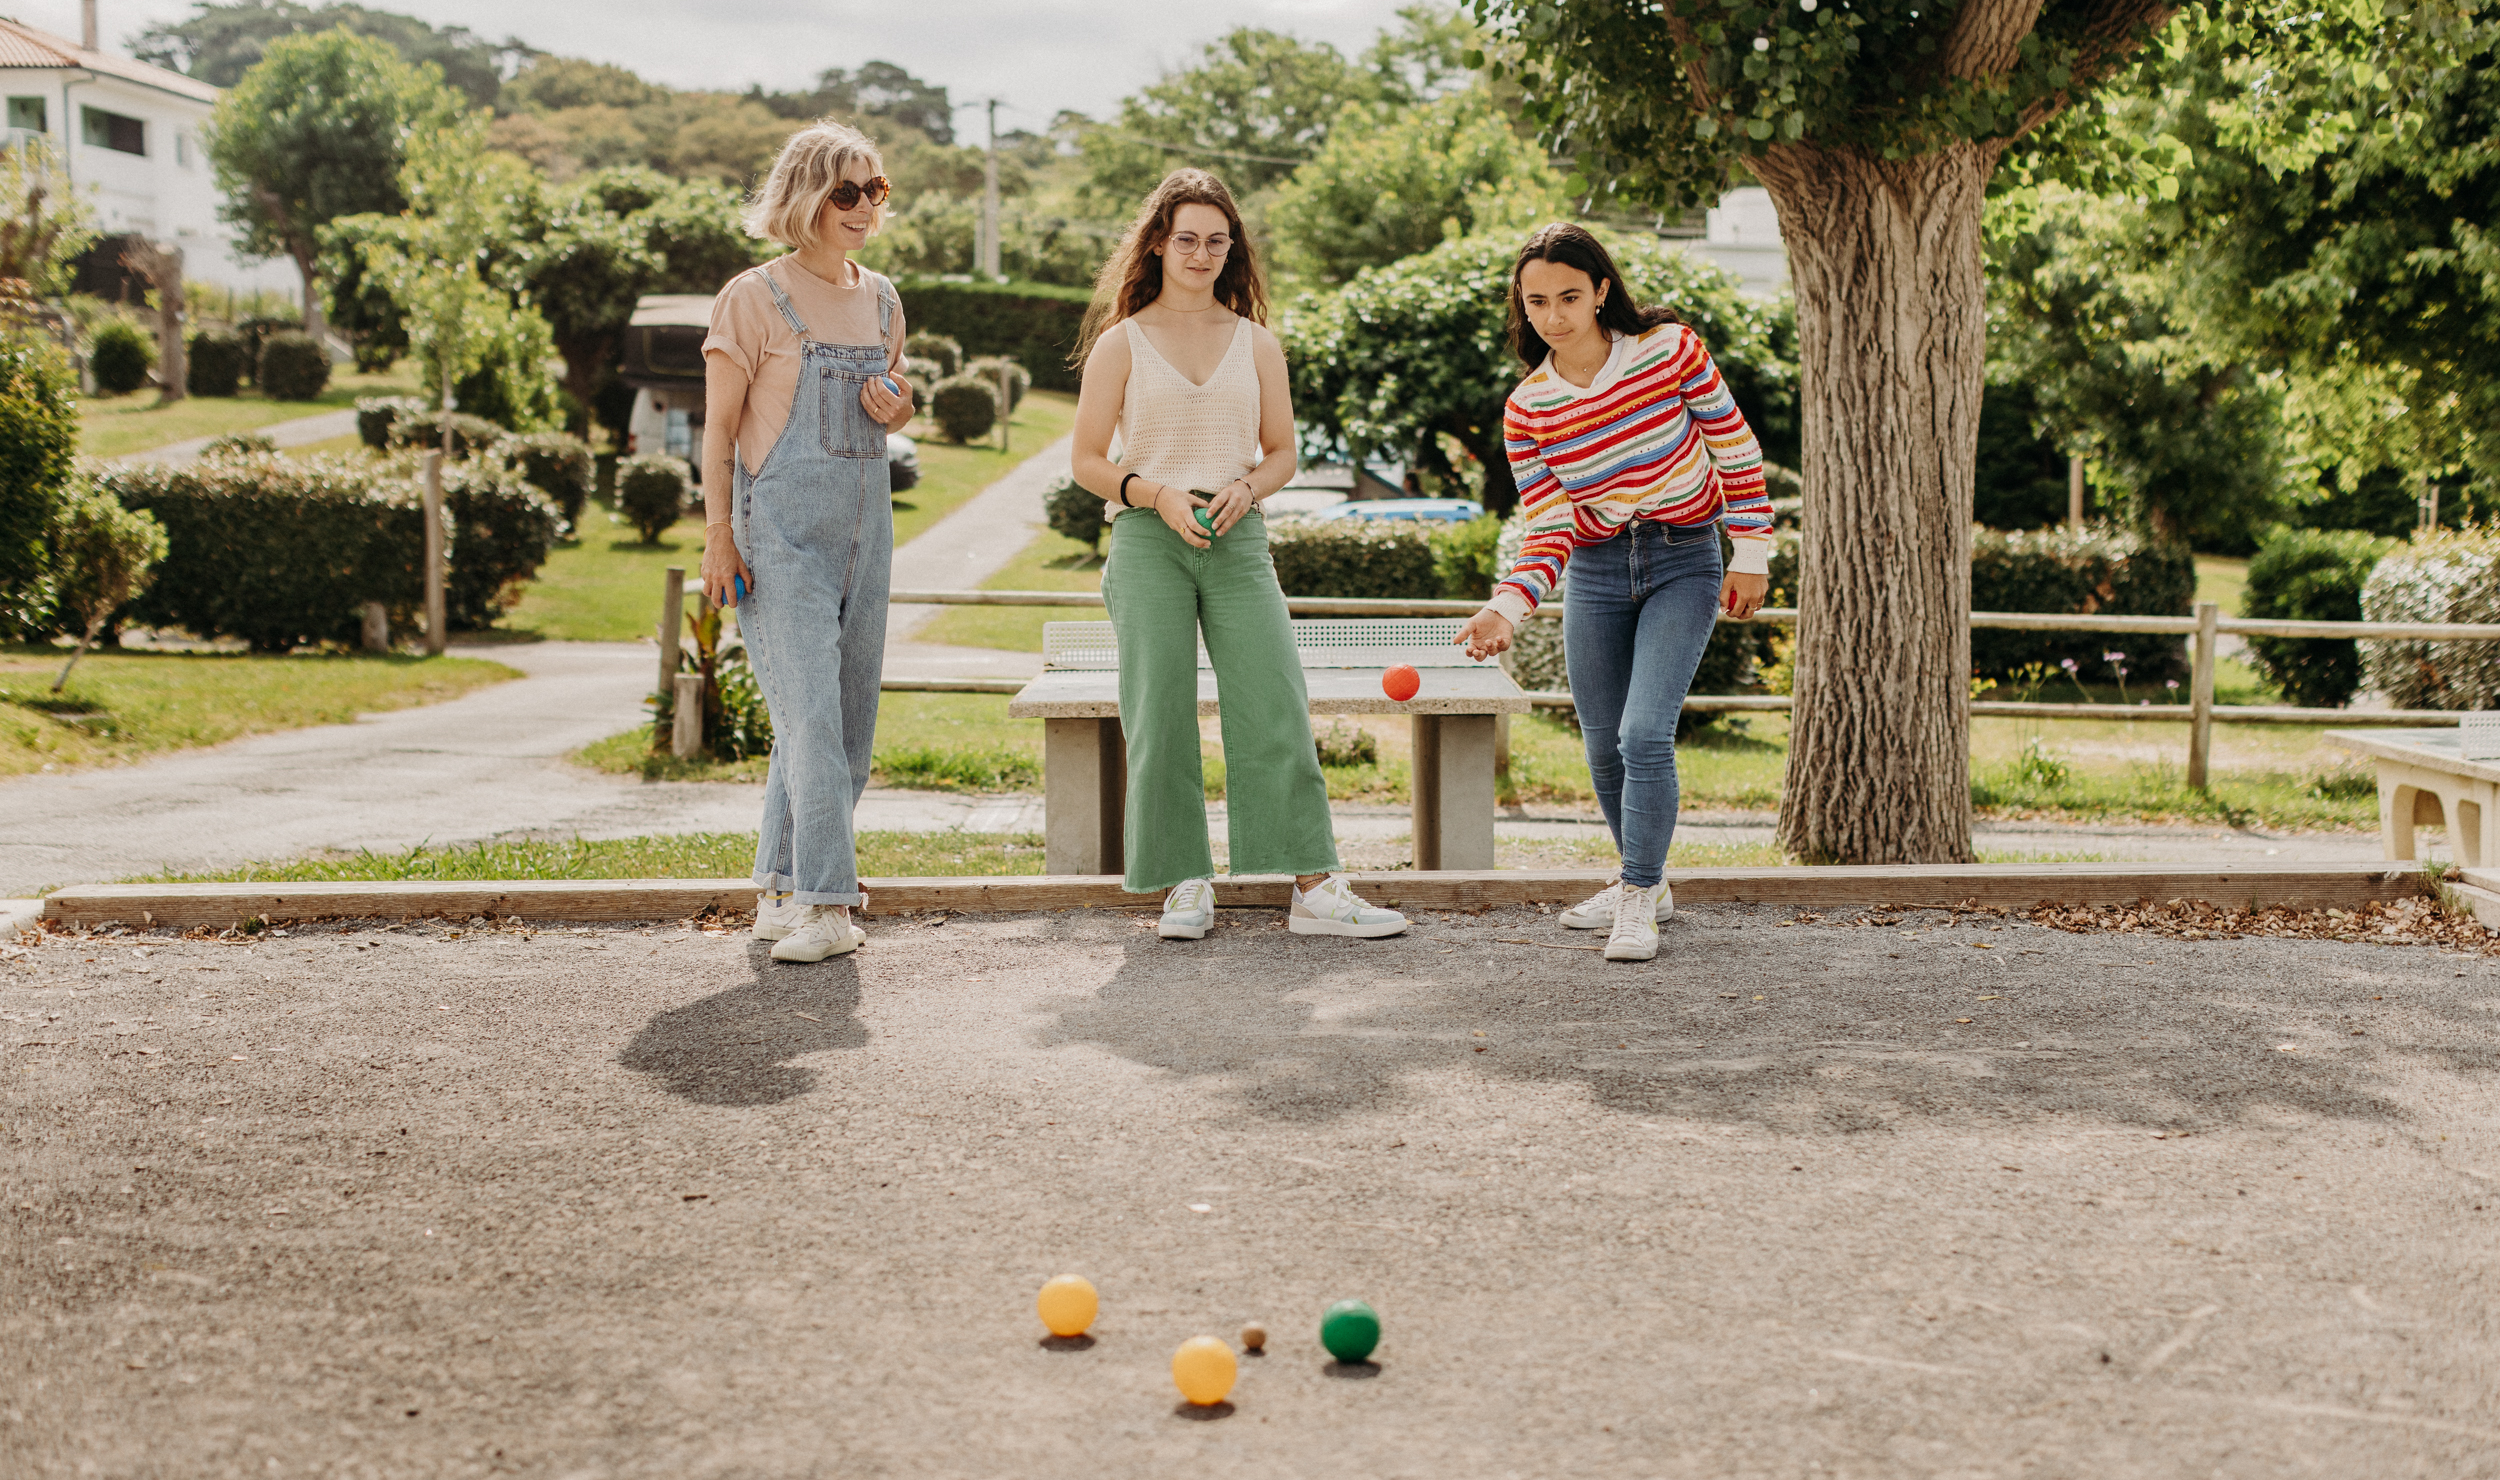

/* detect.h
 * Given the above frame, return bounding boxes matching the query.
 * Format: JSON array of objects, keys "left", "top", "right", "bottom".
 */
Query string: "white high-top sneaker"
[
  {"left": 1158, "top": 878, "right": 1217, "bottom": 939},
  {"left": 1559, "top": 878, "right": 1675, "bottom": 930},
  {"left": 1603, "top": 884, "right": 1662, "bottom": 961}
]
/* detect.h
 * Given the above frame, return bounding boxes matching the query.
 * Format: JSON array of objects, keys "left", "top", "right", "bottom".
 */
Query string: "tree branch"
[
  {"left": 1943, "top": 0, "right": 2050, "bottom": 78},
  {"left": 2013, "top": 0, "right": 2182, "bottom": 135}
]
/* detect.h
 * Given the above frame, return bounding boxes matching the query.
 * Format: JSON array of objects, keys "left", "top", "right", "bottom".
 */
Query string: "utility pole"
[{"left": 980, "top": 98, "right": 1001, "bottom": 280}]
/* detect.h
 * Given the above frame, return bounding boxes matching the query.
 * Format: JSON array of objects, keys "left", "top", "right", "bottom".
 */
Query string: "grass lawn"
[
  {"left": 570, "top": 692, "right": 1044, "bottom": 791},
  {"left": 492, "top": 392, "right": 1076, "bottom": 644},
  {"left": 915, "top": 527, "right": 1104, "bottom": 652},
  {"left": 127, "top": 830, "right": 1046, "bottom": 885},
  {"left": 2194, "top": 554, "right": 2250, "bottom": 617},
  {"left": 78, "top": 365, "right": 420, "bottom": 461},
  {"left": 0, "top": 649, "right": 516, "bottom": 778}
]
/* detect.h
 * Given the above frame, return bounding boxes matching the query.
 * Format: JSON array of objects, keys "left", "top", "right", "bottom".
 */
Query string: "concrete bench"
[
  {"left": 2327, "top": 727, "right": 2496, "bottom": 865},
  {"left": 1006, "top": 619, "right": 1530, "bottom": 876}
]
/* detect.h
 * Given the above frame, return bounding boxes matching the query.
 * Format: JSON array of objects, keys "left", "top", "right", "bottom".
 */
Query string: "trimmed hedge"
[
  {"left": 356, "top": 395, "right": 427, "bottom": 450},
  {"left": 929, "top": 375, "right": 998, "bottom": 443},
  {"left": 892, "top": 277, "right": 1090, "bottom": 393},
  {"left": 963, "top": 354, "right": 1031, "bottom": 414},
  {"left": 201, "top": 432, "right": 278, "bottom": 459},
  {"left": 1967, "top": 525, "right": 2194, "bottom": 685},
  {"left": 615, "top": 455, "right": 692, "bottom": 543},
  {"left": 233, "top": 313, "right": 302, "bottom": 381},
  {"left": 257, "top": 331, "right": 331, "bottom": 402},
  {"left": 439, "top": 459, "right": 563, "bottom": 629},
  {"left": 185, "top": 330, "right": 247, "bottom": 397},
  {"left": 102, "top": 455, "right": 430, "bottom": 652},
  {"left": 903, "top": 331, "right": 962, "bottom": 376},
  {"left": 2361, "top": 530, "right": 2500, "bottom": 710},
  {"left": 1266, "top": 516, "right": 1439, "bottom": 600},
  {"left": 2243, "top": 526, "right": 2398, "bottom": 709},
  {"left": 89, "top": 318, "right": 156, "bottom": 395},
  {"left": 502, "top": 431, "right": 595, "bottom": 530},
  {"left": 389, "top": 410, "right": 506, "bottom": 459},
  {"left": 1045, "top": 474, "right": 1106, "bottom": 553},
  {"left": 0, "top": 338, "right": 79, "bottom": 637}
]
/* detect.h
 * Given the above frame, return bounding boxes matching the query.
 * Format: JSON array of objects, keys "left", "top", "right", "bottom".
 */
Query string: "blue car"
[{"left": 1311, "top": 498, "right": 1485, "bottom": 525}]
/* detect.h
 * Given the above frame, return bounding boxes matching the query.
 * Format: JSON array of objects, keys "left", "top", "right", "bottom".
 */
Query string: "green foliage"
[
  {"left": 614, "top": 455, "right": 691, "bottom": 543},
  {"left": 0, "top": 140, "right": 98, "bottom": 296},
  {"left": 905, "top": 331, "right": 963, "bottom": 376},
  {"left": 503, "top": 431, "right": 596, "bottom": 529},
  {"left": 207, "top": 29, "right": 462, "bottom": 282},
  {"left": 448, "top": 314, "right": 564, "bottom": 432},
  {"left": 1044, "top": 475, "right": 1107, "bottom": 554},
  {"left": 231, "top": 313, "right": 302, "bottom": 378},
  {"left": 387, "top": 409, "right": 503, "bottom": 459},
  {"left": 0, "top": 336, "right": 77, "bottom": 634},
  {"left": 2361, "top": 529, "right": 2500, "bottom": 711},
  {"left": 1968, "top": 525, "right": 2196, "bottom": 686},
  {"left": 355, "top": 394, "right": 426, "bottom": 449},
  {"left": 255, "top": 330, "right": 331, "bottom": 402},
  {"left": 201, "top": 432, "right": 278, "bottom": 458},
  {"left": 102, "top": 455, "right": 430, "bottom": 652},
  {"left": 1282, "top": 230, "right": 1795, "bottom": 516},
  {"left": 709, "top": 646, "right": 773, "bottom": 762},
  {"left": 962, "top": 355, "right": 1030, "bottom": 414},
  {"left": 135, "top": 2, "right": 508, "bottom": 107},
  {"left": 928, "top": 375, "right": 999, "bottom": 444},
  {"left": 438, "top": 458, "right": 562, "bottom": 629},
  {"left": 2242, "top": 525, "right": 2398, "bottom": 709},
  {"left": 1314, "top": 718, "right": 1380, "bottom": 768},
  {"left": 1974, "top": 380, "right": 2074, "bottom": 530},
  {"left": 1081, "top": 28, "right": 1378, "bottom": 203},
  {"left": 1270, "top": 84, "right": 1566, "bottom": 284},
  {"left": 892, "top": 278, "right": 1091, "bottom": 393},
  {"left": 45, "top": 480, "right": 167, "bottom": 643},
  {"left": 1265, "top": 516, "right": 1440, "bottom": 600},
  {"left": 1428, "top": 512, "right": 1503, "bottom": 600},
  {"left": 184, "top": 330, "right": 247, "bottom": 397},
  {"left": 87, "top": 318, "right": 155, "bottom": 396}
]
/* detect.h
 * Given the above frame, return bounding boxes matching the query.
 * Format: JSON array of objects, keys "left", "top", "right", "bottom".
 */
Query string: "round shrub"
[
  {"left": 232, "top": 314, "right": 302, "bottom": 382},
  {"left": 356, "top": 394, "right": 426, "bottom": 450},
  {"left": 185, "top": 330, "right": 248, "bottom": 397},
  {"left": 2243, "top": 525, "right": 2398, "bottom": 709},
  {"left": 503, "top": 431, "right": 595, "bottom": 531},
  {"left": 257, "top": 331, "right": 331, "bottom": 402},
  {"left": 615, "top": 455, "right": 693, "bottom": 544},
  {"left": 928, "top": 374, "right": 998, "bottom": 444},
  {"left": 898, "top": 356, "right": 944, "bottom": 399},
  {"left": 904, "top": 331, "right": 962, "bottom": 376},
  {"left": 200, "top": 432, "right": 278, "bottom": 460},
  {"left": 2361, "top": 530, "right": 2500, "bottom": 710},
  {"left": 1044, "top": 475, "right": 1106, "bottom": 554},
  {"left": 963, "top": 355, "right": 1031, "bottom": 414},
  {"left": 439, "top": 459, "right": 563, "bottom": 629},
  {"left": 388, "top": 410, "right": 505, "bottom": 460},
  {"left": 89, "top": 318, "right": 156, "bottom": 396}
]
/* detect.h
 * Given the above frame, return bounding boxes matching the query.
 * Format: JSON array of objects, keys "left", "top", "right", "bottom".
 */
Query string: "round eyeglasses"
[{"left": 1166, "top": 232, "right": 1232, "bottom": 259}]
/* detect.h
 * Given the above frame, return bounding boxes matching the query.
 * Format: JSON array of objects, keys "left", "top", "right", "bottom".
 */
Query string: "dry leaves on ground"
[{"left": 1826, "top": 895, "right": 2494, "bottom": 954}]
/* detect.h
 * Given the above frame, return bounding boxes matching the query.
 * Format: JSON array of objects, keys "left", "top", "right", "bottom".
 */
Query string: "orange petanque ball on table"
[
  {"left": 1035, "top": 1274, "right": 1098, "bottom": 1337},
  {"left": 1382, "top": 663, "right": 1421, "bottom": 702},
  {"left": 1171, "top": 1336, "right": 1238, "bottom": 1406}
]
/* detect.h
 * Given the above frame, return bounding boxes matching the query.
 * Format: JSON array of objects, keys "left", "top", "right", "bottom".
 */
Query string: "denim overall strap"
[{"left": 758, "top": 263, "right": 810, "bottom": 337}]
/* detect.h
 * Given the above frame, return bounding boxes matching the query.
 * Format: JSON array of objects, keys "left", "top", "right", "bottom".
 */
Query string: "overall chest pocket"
[{"left": 818, "top": 365, "right": 884, "bottom": 459}]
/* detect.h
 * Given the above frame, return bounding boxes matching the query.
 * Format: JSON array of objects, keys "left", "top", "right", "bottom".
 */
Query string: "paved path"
[
  {"left": 8, "top": 909, "right": 2494, "bottom": 1476},
  {"left": 887, "top": 433, "right": 1072, "bottom": 641},
  {"left": 111, "top": 407, "right": 361, "bottom": 467}
]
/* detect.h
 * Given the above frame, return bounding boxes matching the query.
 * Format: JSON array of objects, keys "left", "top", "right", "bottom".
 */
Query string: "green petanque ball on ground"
[{"left": 1319, "top": 1299, "right": 1380, "bottom": 1363}]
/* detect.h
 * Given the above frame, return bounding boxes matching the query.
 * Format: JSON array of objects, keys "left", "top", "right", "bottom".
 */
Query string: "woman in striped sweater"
[{"left": 1454, "top": 224, "right": 1771, "bottom": 961}]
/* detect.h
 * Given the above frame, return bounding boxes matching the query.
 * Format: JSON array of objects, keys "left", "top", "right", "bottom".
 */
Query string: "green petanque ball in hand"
[
  {"left": 1194, "top": 506, "right": 1217, "bottom": 535},
  {"left": 1319, "top": 1299, "right": 1380, "bottom": 1363}
]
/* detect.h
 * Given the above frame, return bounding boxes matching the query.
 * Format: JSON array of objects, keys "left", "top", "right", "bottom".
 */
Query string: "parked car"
[
  {"left": 619, "top": 293, "right": 919, "bottom": 493},
  {"left": 1311, "top": 498, "right": 1484, "bottom": 525}
]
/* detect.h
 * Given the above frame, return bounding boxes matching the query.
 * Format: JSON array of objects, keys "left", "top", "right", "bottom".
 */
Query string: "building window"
[
  {"left": 6, "top": 97, "right": 45, "bottom": 133},
  {"left": 80, "top": 106, "right": 145, "bottom": 156},
  {"left": 176, "top": 131, "right": 192, "bottom": 166}
]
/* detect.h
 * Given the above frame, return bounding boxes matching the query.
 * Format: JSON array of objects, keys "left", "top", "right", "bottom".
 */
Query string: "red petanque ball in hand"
[{"left": 1382, "top": 664, "right": 1421, "bottom": 702}]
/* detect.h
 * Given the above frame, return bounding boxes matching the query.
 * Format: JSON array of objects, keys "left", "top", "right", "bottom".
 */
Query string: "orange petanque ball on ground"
[
  {"left": 1035, "top": 1274, "right": 1098, "bottom": 1337},
  {"left": 1171, "top": 1336, "right": 1237, "bottom": 1406},
  {"left": 1382, "top": 663, "right": 1421, "bottom": 702}
]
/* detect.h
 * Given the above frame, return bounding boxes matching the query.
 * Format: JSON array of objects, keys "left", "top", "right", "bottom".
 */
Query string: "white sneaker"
[
  {"left": 770, "top": 905, "right": 863, "bottom": 962},
  {"left": 1158, "top": 878, "right": 1216, "bottom": 939},
  {"left": 1288, "top": 875, "right": 1408, "bottom": 938},
  {"left": 1604, "top": 884, "right": 1661, "bottom": 961},
  {"left": 753, "top": 893, "right": 803, "bottom": 941},
  {"left": 1559, "top": 879, "right": 1674, "bottom": 929}
]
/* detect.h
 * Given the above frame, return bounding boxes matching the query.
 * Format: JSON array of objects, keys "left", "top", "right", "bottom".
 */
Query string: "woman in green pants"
[{"left": 1069, "top": 168, "right": 1406, "bottom": 941}]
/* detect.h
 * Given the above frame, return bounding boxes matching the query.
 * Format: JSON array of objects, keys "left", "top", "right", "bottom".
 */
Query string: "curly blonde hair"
[{"left": 744, "top": 119, "right": 886, "bottom": 249}]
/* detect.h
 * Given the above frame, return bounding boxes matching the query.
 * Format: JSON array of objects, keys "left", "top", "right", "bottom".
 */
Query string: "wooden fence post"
[
  {"left": 659, "top": 567, "right": 685, "bottom": 699},
  {"left": 2188, "top": 601, "right": 2219, "bottom": 789},
  {"left": 672, "top": 671, "right": 704, "bottom": 759},
  {"left": 421, "top": 452, "right": 446, "bottom": 657}
]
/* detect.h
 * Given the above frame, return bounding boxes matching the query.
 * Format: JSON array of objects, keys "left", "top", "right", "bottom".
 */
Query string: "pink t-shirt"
[{"left": 701, "top": 257, "right": 905, "bottom": 475}]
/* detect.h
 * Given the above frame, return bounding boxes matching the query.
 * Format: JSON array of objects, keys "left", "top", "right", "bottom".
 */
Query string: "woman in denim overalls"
[{"left": 699, "top": 121, "right": 914, "bottom": 963}]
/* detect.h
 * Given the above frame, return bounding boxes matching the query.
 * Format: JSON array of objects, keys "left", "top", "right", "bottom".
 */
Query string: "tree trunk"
[
  {"left": 123, "top": 239, "right": 185, "bottom": 406},
  {"left": 291, "top": 244, "right": 328, "bottom": 344},
  {"left": 1753, "top": 142, "right": 1997, "bottom": 865}
]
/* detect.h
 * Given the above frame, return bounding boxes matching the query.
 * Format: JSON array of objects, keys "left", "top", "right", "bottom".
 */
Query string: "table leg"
[
  {"left": 1411, "top": 713, "right": 1497, "bottom": 871},
  {"left": 1044, "top": 717, "right": 1125, "bottom": 876}
]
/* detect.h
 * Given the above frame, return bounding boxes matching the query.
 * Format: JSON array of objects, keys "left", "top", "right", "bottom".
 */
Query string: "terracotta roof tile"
[{"left": 0, "top": 19, "right": 222, "bottom": 105}]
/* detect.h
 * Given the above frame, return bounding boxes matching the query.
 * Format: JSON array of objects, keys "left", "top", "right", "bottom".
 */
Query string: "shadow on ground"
[
  {"left": 617, "top": 943, "right": 868, "bottom": 1104},
  {"left": 1043, "top": 908, "right": 2487, "bottom": 1137}
]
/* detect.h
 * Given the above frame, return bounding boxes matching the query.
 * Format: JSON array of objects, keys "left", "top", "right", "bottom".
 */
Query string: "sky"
[{"left": 17, "top": 0, "right": 1419, "bottom": 125}]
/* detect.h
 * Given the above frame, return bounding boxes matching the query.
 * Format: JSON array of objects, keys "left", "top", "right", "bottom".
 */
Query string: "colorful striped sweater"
[{"left": 1484, "top": 322, "right": 1771, "bottom": 626}]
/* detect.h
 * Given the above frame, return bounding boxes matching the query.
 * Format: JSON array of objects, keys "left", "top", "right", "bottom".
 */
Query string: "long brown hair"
[
  {"left": 1074, "top": 168, "right": 1268, "bottom": 364},
  {"left": 1504, "top": 223, "right": 1678, "bottom": 370}
]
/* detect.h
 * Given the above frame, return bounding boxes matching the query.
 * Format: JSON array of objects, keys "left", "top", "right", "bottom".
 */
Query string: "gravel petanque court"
[{"left": 6, "top": 903, "right": 2497, "bottom": 1477}]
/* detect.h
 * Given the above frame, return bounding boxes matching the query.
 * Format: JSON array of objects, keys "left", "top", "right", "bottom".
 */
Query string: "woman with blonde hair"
[
  {"left": 699, "top": 119, "right": 914, "bottom": 963},
  {"left": 1070, "top": 168, "right": 1405, "bottom": 941}
]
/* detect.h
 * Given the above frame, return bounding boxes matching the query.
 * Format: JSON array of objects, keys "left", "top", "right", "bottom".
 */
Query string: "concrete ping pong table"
[{"left": 1006, "top": 619, "right": 1531, "bottom": 876}]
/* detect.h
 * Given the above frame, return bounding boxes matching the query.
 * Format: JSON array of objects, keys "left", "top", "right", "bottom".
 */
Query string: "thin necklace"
[{"left": 1160, "top": 301, "right": 1219, "bottom": 314}]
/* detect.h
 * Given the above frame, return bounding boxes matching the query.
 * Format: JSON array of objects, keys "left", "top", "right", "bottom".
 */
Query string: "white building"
[
  {"left": 1668, "top": 186, "right": 1790, "bottom": 300},
  {"left": 0, "top": 7, "right": 297, "bottom": 295}
]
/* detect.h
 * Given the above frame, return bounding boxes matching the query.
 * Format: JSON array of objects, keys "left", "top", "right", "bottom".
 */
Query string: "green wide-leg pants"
[{"left": 1103, "top": 507, "right": 1340, "bottom": 894}]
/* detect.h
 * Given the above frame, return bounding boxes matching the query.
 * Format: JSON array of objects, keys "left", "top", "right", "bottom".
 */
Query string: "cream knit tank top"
[{"left": 1104, "top": 317, "right": 1262, "bottom": 521}]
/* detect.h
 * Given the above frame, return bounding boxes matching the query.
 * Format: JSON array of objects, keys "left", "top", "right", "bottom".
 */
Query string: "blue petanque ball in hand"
[{"left": 1320, "top": 1299, "right": 1380, "bottom": 1363}]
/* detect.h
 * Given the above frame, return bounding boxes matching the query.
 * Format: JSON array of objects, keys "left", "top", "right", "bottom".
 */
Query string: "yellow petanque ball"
[
  {"left": 1171, "top": 1336, "right": 1237, "bottom": 1406},
  {"left": 1035, "top": 1274, "right": 1098, "bottom": 1337}
]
